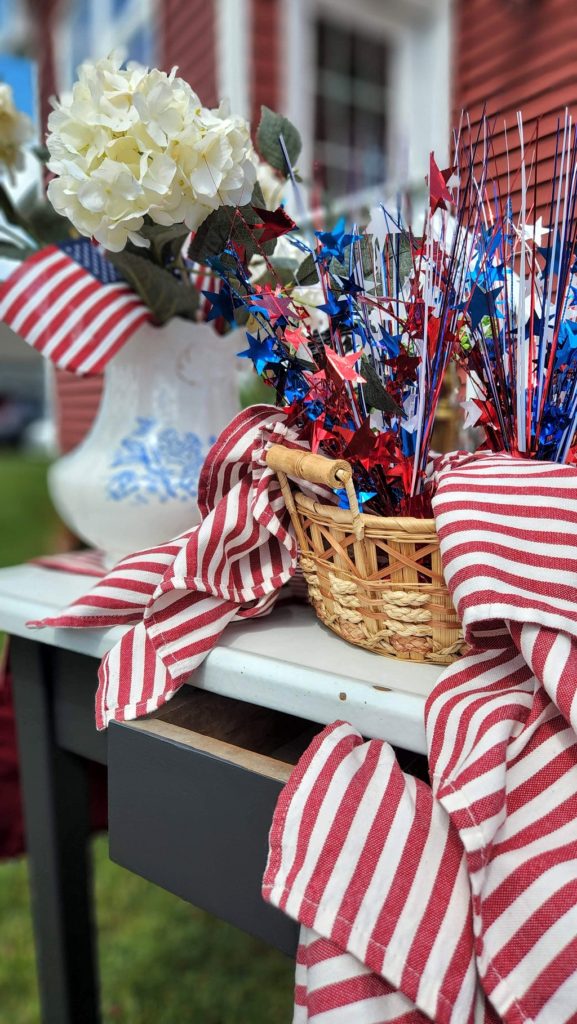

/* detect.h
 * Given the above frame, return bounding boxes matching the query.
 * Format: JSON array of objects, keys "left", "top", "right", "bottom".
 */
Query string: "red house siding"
[
  {"left": 161, "top": 0, "right": 218, "bottom": 106},
  {"left": 454, "top": 0, "right": 577, "bottom": 212},
  {"left": 251, "top": 0, "right": 281, "bottom": 126},
  {"left": 25, "top": 0, "right": 60, "bottom": 137},
  {"left": 54, "top": 370, "right": 104, "bottom": 454}
]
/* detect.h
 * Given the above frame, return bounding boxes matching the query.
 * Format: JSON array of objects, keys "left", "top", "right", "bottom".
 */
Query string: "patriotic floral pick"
[
  {"left": 454, "top": 111, "right": 577, "bottom": 464},
  {"left": 194, "top": 153, "right": 472, "bottom": 516}
]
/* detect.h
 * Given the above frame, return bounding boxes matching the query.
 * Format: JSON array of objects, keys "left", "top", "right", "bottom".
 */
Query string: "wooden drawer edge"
[{"left": 123, "top": 717, "right": 295, "bottom": 784}]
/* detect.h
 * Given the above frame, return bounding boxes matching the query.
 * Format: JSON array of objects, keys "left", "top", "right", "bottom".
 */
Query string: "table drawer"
[{"left": 108, "top": 689, "right": 320, "bottom": 955}]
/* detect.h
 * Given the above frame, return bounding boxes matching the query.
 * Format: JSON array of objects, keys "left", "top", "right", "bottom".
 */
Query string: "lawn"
[{"left": 0, "top": 450, "right": 295, "bottom": 1023}]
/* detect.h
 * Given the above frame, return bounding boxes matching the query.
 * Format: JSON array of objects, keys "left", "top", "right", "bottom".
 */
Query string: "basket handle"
[
  {"left": 266, "top": 445, "right": 351, "bottom": 488},
  {"left": 266, "top": 445, "right": 363, "bottom": 539}
]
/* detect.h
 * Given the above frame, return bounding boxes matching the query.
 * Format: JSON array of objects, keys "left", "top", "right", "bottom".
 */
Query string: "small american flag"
[{"left": 0, "top": 240, "right": 152, "bottom": 375}]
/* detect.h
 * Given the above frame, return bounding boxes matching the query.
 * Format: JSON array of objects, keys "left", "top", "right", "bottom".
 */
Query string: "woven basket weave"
[{"left": 266, "top": 445, "right": 466, "bottom": 665}]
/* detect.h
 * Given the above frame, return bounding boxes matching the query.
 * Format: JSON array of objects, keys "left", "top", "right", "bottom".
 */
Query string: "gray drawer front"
[{"left": 108, "top": 720, "right": 299, "bottom": 955}]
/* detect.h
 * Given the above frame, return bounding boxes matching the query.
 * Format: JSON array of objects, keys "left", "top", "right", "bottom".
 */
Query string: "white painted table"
[
  {"left": 0, "top": 562, "right": 441, "bottom": 1024},
  {"left": 0, "top": 563, "right": 440, "bottom": 754}
]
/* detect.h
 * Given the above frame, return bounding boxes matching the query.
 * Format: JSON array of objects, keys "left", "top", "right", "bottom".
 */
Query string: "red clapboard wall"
[
  {"left": 250, "top": 0, "right": 280, "bottom": 127},
  {"left": 453, "top": 0, "right": 577, "bottom": 214},
  {"left": 162, "top": 0, "right": 218, "bottom": 106}
]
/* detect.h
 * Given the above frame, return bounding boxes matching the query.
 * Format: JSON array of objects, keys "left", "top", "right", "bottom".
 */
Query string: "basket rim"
[{"left": 294, "top": 491, "right": 437, "bottom": 534}]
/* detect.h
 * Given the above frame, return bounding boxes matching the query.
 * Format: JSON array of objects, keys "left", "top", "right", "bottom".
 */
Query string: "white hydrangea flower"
[
  {"left": 255, "top": 157, "right": 285, "bottom": 211},
  {"left": 46, "top": 54, "right": 256, "bottom": 251},
  {"left": 292, "top": 282, "right": 329, "bottom": 335},
  {"left": 0, "top": 83, "right": 33, "bottom": 183}
]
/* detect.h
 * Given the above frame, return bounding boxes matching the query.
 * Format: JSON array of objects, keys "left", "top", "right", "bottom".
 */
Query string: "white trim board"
[
  {"left": 216, "top": 0, "right": 251, "bottom": 120},
  {"left": 281, "top": 0, "right": 452, "bottom": 195}
]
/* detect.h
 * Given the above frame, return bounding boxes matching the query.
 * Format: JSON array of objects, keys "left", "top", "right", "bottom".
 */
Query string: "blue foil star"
[
  {"left": 467, "top": 285, "right": 502, "bottom": 330},
  {"left": 202, "top": 286, "right": 238, "bottom": 325},
  {"left": 315, "top": 218, "right": 360, "bottom": 261},
  {"left": 334, "top": 487, "right": 377, "bottom": 511},
  {"left": 558, "top": 320, "right": 577, "bottom": 351},
  {"left": 284, "top": 371, "right": 309, "bottom": 403},
  {"left": 376, "top": 327, "right": 402, "bottom": 357},
  {"left": 237, "top": 333, "right": 281, "bottom": 374}
]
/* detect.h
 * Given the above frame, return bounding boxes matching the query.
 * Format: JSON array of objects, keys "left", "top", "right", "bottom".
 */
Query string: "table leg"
[{"left": 10, "top": 638, "right": 100, "bottom": 1024}]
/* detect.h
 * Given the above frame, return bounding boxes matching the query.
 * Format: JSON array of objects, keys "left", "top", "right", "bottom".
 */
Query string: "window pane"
[
  {"left": 0, "top": 0, "right": 13, "bottom": 31},
  {"left": 314, "top": 18, "right": 389, "bottom": 199},
  {"left": 125, "top": 23, "right": 155, "bottom": 67},
  {"left": 112, "top": 0, "right": 132, "bottom": 16},
  {"left": 70, "top": 0, "right": 92, "bottom": 72}
]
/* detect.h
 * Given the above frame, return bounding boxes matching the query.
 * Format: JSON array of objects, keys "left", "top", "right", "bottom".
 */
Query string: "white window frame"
[
  {"left": 280, "top": 0, "right": 452, "bottom": 204},
  {"left": 54, "top": 0, "right": 158, "bottom": 91},
  {"left": 216, "top": 0, "right": 251, "bottom": 120},
  {"left": 0, "top": 0, "right": 30, "bottom": 52}
]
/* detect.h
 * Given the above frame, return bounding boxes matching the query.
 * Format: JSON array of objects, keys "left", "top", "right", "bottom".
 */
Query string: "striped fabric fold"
[
  {"left": 264, "top": 721, "right": 497, "bottom": 1024},
  {"left": 31, "top": 549, "right": 108, "bottom": 577},
  {"left": 264, "top": 452, "right": 577, "bottom": 1023},
  {"left": 29, "top": 405, "right": 316, "bottom": 728},
  {"left": 29, "top": 536, "right": 192, "bottom": 628},
  {"left": 427, "top": 453, "right": 577, "bottom": 1023}
]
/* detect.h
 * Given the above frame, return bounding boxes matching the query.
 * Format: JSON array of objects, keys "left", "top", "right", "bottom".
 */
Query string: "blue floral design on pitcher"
[{"left": 107, "top": 417, "right": 216, "bottom": 504}]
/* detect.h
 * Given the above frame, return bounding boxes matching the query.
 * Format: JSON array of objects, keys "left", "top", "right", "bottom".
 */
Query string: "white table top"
[{"left": 0, "top": 563, "right": 442, "bottom": 754}]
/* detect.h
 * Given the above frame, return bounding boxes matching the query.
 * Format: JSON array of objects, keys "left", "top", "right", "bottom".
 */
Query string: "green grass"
[
  {"left": 0, "top": 839, "right": 294, "bottom": 1024},
  {"left": 0, "top": 451, "right": 294, "bottom": 1022},
  {"left": 0, "top": 451, "right": 58, "bottom": 565}
]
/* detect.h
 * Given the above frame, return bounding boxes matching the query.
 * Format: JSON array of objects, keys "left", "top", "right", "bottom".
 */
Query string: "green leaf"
[
  {"left": 256, "top": 106, "right": 302, "bottom": 176},
  {"left": 250, "top": 181, "right": 267, "bottom": 208},
  {"left": 331, "top": 237, "right": 375, "bottom": 282},
  {"left": 187, "top": 203, "right": 272, "bottom": 263},
  {"left": 32, "top": 145, "right": 50, "bottom": 164},
  {"left": 398, "top": 231, "right": 414, "bottom": 285},
  {"left": 25, "top": 201, "right": 75, "bottom": 244},
  {"left": 138, "top": 223, "right": 189, "bottom": 264},
  {"left": 233, "top": 305, "right": 249, "bottom": 327},
  {"left": 295, "top": 253, "right": 318, "bottom": 286},
  {"left": 0, "top": 181, "right": 22, "bottom": 228},
  {"left": 107, "top": 250, "right": 200, "bottom": 325},
  {"left": 269, "top": 255, "right": 301, "bottom": 285},
  {"left": 360, "top": 357, "right": 404, "bottom": 417},
  {"left": 16, "top": 184, "right": 41, "bottom": 217},
  {"left": 187, "top": 206, "right": 238, "bottom": 262}
]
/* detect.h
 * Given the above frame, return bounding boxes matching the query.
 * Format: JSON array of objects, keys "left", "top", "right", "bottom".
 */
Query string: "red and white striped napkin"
[
  {"left": 263, "top": 452, "right": 577, "bottom": 1023},
  {"left": 31, "top": 549, "right": 108, "bottom": 577},
  {"left": 29, "top": 405, "right": 314, "bottom": 728}
]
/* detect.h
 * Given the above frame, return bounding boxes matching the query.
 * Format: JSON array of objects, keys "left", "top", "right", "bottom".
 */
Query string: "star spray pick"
[
  {"left": 454, "top": 111, "right": 577, "bottom": 463},
  {"left": 191, "top": 124, "right": 476, "bottom": 516}
]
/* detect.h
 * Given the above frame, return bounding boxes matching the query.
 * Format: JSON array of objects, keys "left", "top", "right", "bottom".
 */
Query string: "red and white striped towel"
[
  {"left": 263, "top": 452, "right": 577, "bottom": 1023},
  {"left": 31, "top": 549, "right": 108, "bottom": 577},
  {"left": 30, "top": 405, "right": 313, "bottom": 728},
  {"left": 264, "top": 721, "right": 496, "bottom": 1023}
]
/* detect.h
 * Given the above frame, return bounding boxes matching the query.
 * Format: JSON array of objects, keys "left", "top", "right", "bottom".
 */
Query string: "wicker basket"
[{"left": 266, "top": 444, "right": 466, "bottom": 665}]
